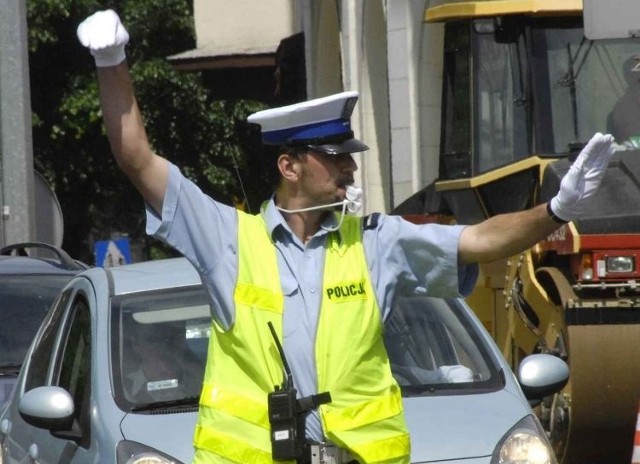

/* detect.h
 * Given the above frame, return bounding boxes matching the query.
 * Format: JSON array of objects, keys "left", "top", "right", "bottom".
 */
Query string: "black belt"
[{"left": 298, "top": 442, "right": 359, "bottom": 464}]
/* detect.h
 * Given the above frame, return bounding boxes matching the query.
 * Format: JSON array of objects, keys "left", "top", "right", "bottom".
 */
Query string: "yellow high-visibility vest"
[{"left": 192, "top": 210, "right": 410, "bottom": 463}]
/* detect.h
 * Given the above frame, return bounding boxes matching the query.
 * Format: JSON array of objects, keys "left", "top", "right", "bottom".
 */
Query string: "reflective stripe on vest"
[{"left": 193, "top": 210, "right": 410, "bottom": 463}]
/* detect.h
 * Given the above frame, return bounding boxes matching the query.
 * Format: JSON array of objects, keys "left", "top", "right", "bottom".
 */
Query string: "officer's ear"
[{"left": 277, "top": 152, "right": 303, "bottom": 182}]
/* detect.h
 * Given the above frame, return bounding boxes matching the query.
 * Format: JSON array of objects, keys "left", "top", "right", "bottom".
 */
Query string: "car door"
[{"left": 2, "top": 278, "right": 95, "bottom": 464}]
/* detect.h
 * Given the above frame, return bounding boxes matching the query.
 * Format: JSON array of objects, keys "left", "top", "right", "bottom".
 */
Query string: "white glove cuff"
[{"left": 92, "top": 46, "right": 126, "bottom": 68}]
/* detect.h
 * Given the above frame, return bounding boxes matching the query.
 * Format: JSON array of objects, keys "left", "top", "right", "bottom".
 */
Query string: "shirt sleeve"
[
  {"left": 145, "top": 162, "right": 238, "bottom": 329},
  {"left": 363, "top": 214, "right": 478, "bottom": 320}
]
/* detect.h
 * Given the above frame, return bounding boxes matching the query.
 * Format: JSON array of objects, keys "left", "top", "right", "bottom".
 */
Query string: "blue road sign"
[{"left": 95, "top": 238, "right": 132, "bottom": 267}]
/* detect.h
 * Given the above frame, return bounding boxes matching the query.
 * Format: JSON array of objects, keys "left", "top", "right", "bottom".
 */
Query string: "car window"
[
  {"left": 384, "top": 296, "right": 502, "bottom": 395},
  {"left": 56, "top": 296, "right": 91, "bottom": 423},
  {"left": 23, "top": 289, "right": 72, "bottom": 392},
  {"left": 0, "top": 275, "right": 74, "bottom": 367},
  {"left": 111, "top": 286, "right": 211, "bottom": 411}
]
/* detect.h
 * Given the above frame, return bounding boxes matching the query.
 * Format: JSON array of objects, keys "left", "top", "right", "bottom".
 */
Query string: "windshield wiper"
[
  {"left": 130, "top": 395, "right": 200, "bottom": 412},
  {"left": 0, "top": 363, "right": 22, "bottom": 376},
  {"left": 557, "top": 37, "right": 594, "bottom": 140}
]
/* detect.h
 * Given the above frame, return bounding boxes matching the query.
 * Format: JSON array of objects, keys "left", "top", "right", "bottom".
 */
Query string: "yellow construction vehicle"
[{"left": 396, "top": 1, "right": 640, "bottom": 462}]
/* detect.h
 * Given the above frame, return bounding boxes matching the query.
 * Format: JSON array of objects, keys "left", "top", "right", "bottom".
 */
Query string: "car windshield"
[
  {"left": 0, "top": 275, "right": 73, "bottom": 368},
  {"left": 112, "top": 289, "right": 500, "bottom": 407},
  {"left": 111, "top": 287, "right": 211, "bottom": 411},
  {"left": 384, "top": 296, "right": 502, "bottom": 395}
]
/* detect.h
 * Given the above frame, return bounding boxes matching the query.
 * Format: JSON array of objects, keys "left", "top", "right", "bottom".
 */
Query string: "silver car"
[
  {"left": 0, "top": 242, "right": 89, "bottom": 413},
  {"left": 0, "top": 258, "right": 208, "bottom": 464},
  {"left": 0, "top": 257, "right": 568, "bottom": 463}
]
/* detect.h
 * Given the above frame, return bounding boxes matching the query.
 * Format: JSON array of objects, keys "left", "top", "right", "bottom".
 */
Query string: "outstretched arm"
[
  {"left": 458, "top": 204, "right": 559, "bottom": 264},
  {"left": 458, "top": 132, "right": 615, "bottom": 265},
  {"left": 77, "top": 10, "right": 168, "bottom": 215}
]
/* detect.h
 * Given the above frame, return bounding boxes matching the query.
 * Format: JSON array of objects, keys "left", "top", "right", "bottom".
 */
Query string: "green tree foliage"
[{"left": 27, "top": 0, "right": 269, "bottom": 263}]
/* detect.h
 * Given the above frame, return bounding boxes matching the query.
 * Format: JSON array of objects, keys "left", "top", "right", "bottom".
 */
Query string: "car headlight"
[
  {"left": 491, "top": 415, "right": 557, "bottom": 464},
  {"left": 126, "top": 453, "right": 174, "bottom": 464},
  {"left": 116, "top": 440, "right": 183, "bottom": 464}
]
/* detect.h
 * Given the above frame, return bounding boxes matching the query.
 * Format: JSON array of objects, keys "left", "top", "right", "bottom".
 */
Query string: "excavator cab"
[{"left": 438, "top": 13, "right": 640, "bottom": 218}]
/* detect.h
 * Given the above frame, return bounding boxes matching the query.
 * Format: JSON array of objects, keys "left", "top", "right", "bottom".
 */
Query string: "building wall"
[
  {"left": 194, "top": 0, "right": 298, "bottom": 55},
  {"left": 184, "top": 0, "right": 446, "bottom": 215},
  {"left": 300, "top": 0, "right": 444, "bottom": 214},
  {"left": 335, "top": 1, "right": 392, "bottom": 213},
  {"left": 299, "top": 1, "right": 392, "bottom": 213}
]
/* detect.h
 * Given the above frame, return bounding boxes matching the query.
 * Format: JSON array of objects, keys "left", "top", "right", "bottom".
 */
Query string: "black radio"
[
  {"left": 266, "top": 322, "right": 332, "bottom": 461},
  {"left": 268, "top": 384, "right": 302, "bottom": 459},
  {"left": 267, "top": 322, "right": 304, "bottom": 460}
]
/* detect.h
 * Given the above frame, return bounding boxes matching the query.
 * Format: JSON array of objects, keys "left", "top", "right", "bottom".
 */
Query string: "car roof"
[
  {"left": 0, "top": 255, "right": 86, "bottom": 276},
  {"left": 0, "top": 242, "right": 89, "bottom": 275},
  {"left": 101, "top": 257, "right": 203, "bottom": 295}
]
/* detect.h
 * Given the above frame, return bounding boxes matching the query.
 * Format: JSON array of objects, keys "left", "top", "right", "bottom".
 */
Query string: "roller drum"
[{"left": 561, "top": 324, "right": 640, "bottom": 464}]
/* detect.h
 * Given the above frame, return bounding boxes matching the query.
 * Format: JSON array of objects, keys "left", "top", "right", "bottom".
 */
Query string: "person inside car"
[{"left": 124, "top": 318, "right": 203, "bottom": 403}]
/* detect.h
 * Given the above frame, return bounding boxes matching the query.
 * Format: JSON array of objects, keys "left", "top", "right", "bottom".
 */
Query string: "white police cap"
[{"left": 247, "top": 91, "right": 369, "bottom": 155}]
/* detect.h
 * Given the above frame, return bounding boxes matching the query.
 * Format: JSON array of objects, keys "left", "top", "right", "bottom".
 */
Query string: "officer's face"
[{"left": 299, "top": 150, "right": 357, "bottom": 203}]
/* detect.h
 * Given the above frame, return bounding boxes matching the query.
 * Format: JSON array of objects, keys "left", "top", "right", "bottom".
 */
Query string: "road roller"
[{"left": 395, "top": 1, "right": 640, "bottom": 462}]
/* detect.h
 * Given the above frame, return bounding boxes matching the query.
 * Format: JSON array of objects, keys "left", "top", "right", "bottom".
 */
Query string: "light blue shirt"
[{"left": 147, "top": 162, "right": 477, "bottom": 441}]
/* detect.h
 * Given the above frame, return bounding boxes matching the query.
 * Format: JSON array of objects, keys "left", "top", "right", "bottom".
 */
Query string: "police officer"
[{"left": 77, "top": 9, "right": 615, "bottom": 464}]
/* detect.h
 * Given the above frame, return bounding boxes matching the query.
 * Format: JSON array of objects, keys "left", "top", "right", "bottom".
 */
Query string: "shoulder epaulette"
[{"left": 362, "top": 213, "right": 380, "bottom": 230}]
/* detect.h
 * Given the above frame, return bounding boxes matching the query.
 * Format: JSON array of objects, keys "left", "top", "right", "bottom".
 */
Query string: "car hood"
[
  {"left": 120, "top": 409, "right": 198, "bottom": 463},
  {"left": 119, "top": 387, "right": 529, "bottom": 463},
  {"left": 404, "top": 386, "right": 529, "bottom": 462}
]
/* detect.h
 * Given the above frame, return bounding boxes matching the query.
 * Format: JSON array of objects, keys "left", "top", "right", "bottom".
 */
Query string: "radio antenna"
[{"left": 268, "top": 321, "right": 293, "bottom": 389}]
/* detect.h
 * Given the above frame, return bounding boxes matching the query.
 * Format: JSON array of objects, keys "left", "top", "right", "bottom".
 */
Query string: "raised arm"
[
  {"left": 77, "top": 10, "right": 168, "bottom": 215},
  {"left": 458, "top": 132, "right": 615, "bottom": 264}
]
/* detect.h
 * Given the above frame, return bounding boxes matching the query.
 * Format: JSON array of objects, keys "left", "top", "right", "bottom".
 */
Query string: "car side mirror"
[
  {"left": 517, "top": 353, "right": 570, "bottom": 401},
  {"left": 18, "top": 386, "right": 75, "bottom": 431}
]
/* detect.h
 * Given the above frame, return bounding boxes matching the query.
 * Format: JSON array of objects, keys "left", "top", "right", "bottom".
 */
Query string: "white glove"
[
  {"left": 437, "top": 365, "right": 473, "bottom": 383},
  {"left": 549, "top": 132, "right": 615, "bottom": 222},
  {"left": 77, "top": 9, "right": 129, "bottom": 68}
]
